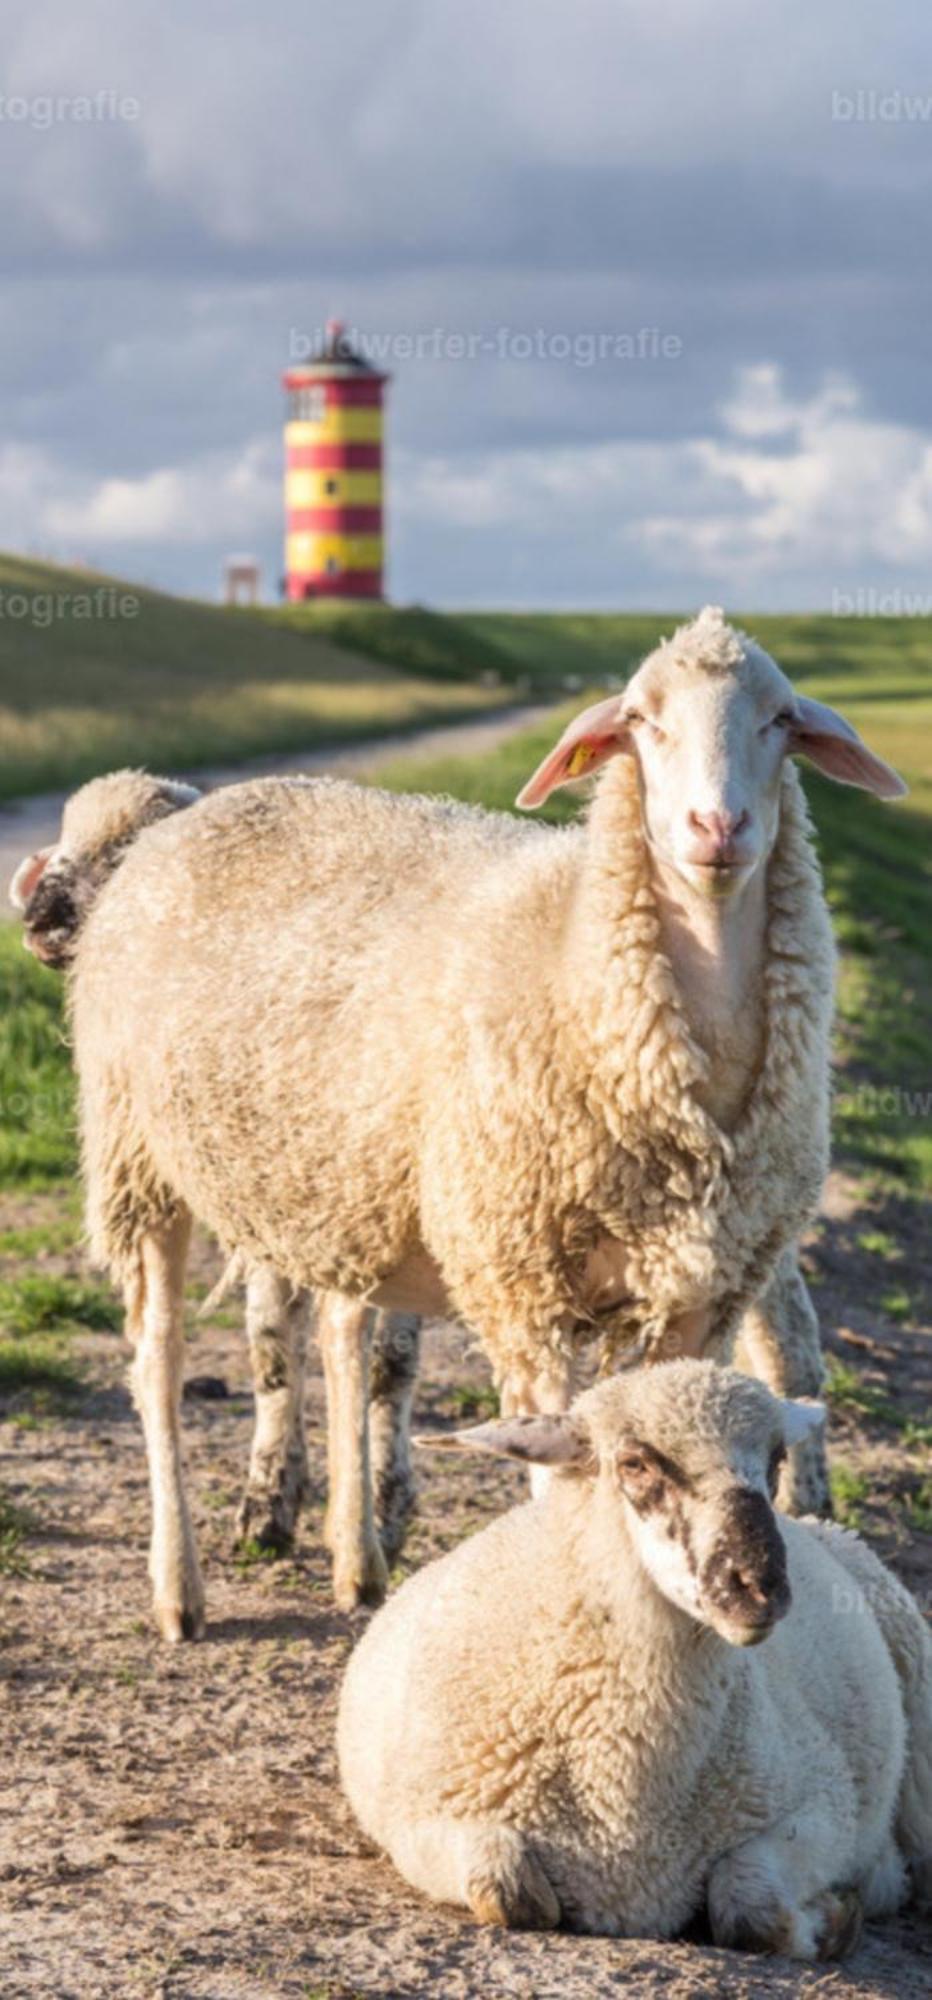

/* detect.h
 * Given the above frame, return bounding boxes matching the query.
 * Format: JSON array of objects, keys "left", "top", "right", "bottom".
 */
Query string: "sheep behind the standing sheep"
[{"left": 9, "top": 770, "right": 421, "bottom": 1569}]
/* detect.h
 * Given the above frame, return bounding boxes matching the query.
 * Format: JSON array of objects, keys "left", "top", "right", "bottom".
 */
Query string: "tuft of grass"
[
  {"left": 233, "top": 1538, "right": 279, "bottom": 1572},
  {"left": 878, "top": 1286, "right": 913, "bottom": 1324},
  {"left": 0, "top": 1215, "right": 80, "bottom": 1258},
  {"left": 824, "top": 1358, "right": 903, "bottom": 1428},
  {"left": 855, "top": 1229, "right": 901, "bottom": 1261},
  {"left": 0, "top": 1485, "right": 33, "bottom": 1575},
  {"left": 446, "top": 1383, "right": 500, "bottom": 1420},
  {"left": 830, "top": 1462, "right": 870, "bottom": 1529},
  {"left": 905, "top": 1480, "right": 932, "bottom": 1535},
  {"left": 0, "top": 1273, "right": 119, "bottom": 1335},
  {"left": 0, "top": 1335, "right": 84, "bottom": 1398}
]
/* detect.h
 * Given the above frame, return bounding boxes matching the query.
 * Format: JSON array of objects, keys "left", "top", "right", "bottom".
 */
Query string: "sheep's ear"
[
  {"left": 779, "top": 1398, "right": 827, "bottom": 1447},
  {"left": 515, "top": 694, "right": 632, "bottom": 810},
  {"left": 414, "top": 1414, "right": 591, "bottom": 1468},
  {"left": 789, "top": 698, "right": 907, "bottom": 799},
  {"left": 9, "top": 847, "right": 54, "bottom": 912}
]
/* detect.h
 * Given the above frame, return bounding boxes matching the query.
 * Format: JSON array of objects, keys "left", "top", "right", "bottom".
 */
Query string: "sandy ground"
[
  {"left": 0, "top": 704, "right": 549, "bottom": 892},
  {"left": 1, "top": 1171, "right": 930, "bottom": 2000}
]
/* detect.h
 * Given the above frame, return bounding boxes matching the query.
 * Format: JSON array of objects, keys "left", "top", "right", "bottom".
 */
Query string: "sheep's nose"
[
  {"left": 701, "top": 1488, "right": 791, "bottom": 1632},
  {"left": 687, "top": 807, "right": 750, "bottom": 850}
]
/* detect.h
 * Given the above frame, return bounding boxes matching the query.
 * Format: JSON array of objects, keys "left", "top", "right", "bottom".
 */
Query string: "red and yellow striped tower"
[{"left": 283, "top": 321, "right": 388, "bottom": 600}]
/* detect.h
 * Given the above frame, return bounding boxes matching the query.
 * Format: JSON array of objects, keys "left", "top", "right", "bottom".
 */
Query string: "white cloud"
[
  {"left": 45, "top": 437, "right": 280, "bottom": 546},
  {"left": 392, "top": 363, "right": 932, "bottom": 602}
]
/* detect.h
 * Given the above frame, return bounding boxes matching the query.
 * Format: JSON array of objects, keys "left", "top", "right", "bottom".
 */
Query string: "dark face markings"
[{"left": 699, "top": 1487, "right": 790, "bottom": 1628}]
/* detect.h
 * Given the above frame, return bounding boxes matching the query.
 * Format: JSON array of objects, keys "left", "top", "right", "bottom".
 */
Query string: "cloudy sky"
[{"left": 3, "top": 0, "right": 932, "bottom": 608}]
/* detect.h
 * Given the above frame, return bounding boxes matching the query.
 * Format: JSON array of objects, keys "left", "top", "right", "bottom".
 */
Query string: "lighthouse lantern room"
[{"left": 283, "top": 321, "right": 388, "bottom": 600}]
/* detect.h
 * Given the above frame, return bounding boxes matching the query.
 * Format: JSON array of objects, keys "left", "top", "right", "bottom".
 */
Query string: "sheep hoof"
[
  {"left": 812, "top": 1887, "right": 863, "bottom": 1960},
  {"left": 154, "top": 1597, "right": 206, "bottom": 1644},
  {"left": 332, "top": 1542, "right": 389, "bottom": 1613},
  {"left": 467, "top": 1845, "right": 561, "bottom": 1931},
  {"left": 234, "top": 1492, "right": 297, "bottom": 1557}
]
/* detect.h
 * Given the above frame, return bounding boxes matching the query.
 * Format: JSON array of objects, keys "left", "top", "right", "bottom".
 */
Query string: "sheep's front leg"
[
  {"left": 708, "top": 1805, "right": 862, "bottom": 1961},
  {"left": 127, "top": 1211, "right": 205, "bottom": 1643},
  {"left": 369, "top": 1310, "right": 421, "bottom": 1562},
  {"left": 735, "top": 1248, "right": 830, "bottom": 1516},
  {"left": 319, "top": 1291, "right": 387, "bottom": 1611},
  {"left": 235, "top": 1267, "right": 311, "bottom": 1554}
]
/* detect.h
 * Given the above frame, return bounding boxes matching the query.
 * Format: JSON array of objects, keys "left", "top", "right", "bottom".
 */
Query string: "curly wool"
[{"left": 69, "top": 747, "right": 833, "bottom": 1383}]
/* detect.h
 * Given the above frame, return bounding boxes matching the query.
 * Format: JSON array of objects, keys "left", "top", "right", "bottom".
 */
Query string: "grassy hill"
[{"left": 0, "top": 556, "right": 511, "bottom": 801}]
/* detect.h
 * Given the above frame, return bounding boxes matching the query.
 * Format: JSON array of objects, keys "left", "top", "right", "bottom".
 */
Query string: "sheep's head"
[
  {"left": 516, "top": 607, "right": 906, "bottom": 901},
  {"left": 421, "top": 1360, "right": 825, "bottom": 1649},
  {"left": 9, "top": 770, "right": 200, "bottom": 966}
]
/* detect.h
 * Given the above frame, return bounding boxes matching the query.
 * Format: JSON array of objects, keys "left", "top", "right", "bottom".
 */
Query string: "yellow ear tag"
[{"left": 566, "top": 743, "right": 594, "bottom": 777}]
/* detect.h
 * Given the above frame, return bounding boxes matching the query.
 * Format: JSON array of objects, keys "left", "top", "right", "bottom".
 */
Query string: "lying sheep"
[
  {"left": 10, "top": 771, "right": 421, "bottom": 1568},
  {"left": 339, "top": 1361, "right": 932, "bottom": 1958},
  {"left": 58, "top": 611, "right": 905, "bottom": 1634}
]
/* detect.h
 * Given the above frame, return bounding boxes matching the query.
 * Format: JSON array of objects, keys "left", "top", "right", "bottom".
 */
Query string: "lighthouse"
[{"left": 282, "top": 321, "right": 388, "bottom": 601}]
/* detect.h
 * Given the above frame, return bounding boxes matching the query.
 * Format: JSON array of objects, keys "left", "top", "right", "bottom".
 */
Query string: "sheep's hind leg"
[
  {"left": 392, "top": 1818, "right": 560, "bottom": 1931},
  {"left": 735, "top": 1247, "right": 830, "bottom": 1517},
  {"left": 128, "top": 1210, "right": 205, "bottom": 1643},
  {"left": 368, "top": 1310, "right": 421, "bottom": 1562},
  {"left": 235, "top": 1267, "right": 311, "bottom": 1554},
  {"left": 319, "top": 1291, "right": 387, "bottom": 1611},
  {"left": 708, "top": 1807, "right": 862, "bottom": 1961}
]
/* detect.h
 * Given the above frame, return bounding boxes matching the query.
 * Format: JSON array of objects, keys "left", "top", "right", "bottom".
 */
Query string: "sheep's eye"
[
  {"left": 760, "top": 708, "right": 794, "bottom": 737},
  {"left": 618, "top": 1451, "right": 652, "bottom": 1481},
  {"left": 767, "top": 1442, "right": 787, "bottom": 1494}
]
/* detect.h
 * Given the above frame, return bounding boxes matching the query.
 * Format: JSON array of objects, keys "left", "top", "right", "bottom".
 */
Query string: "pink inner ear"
[
  {"left": 790, "top": 698, "right": 907, "bottom": 799},
  {"left": 516, "top": 693, "right": 630, "bottom": 810},
  {"left": 9, "top": 847, "right": 52, "bottom": 912}
]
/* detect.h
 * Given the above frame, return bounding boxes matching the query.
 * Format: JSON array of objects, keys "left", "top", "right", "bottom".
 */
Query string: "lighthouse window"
[
  {"left": 324, "top": 478, "right": 338, "bottom": 495},
  {"left": 324, "top": 556, "right": 341, "bottom": 575},
  {"left": 292, "top": 385, "right": 326, "bottom": 422}
]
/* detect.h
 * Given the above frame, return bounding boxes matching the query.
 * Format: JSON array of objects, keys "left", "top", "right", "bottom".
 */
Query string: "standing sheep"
[
  {"left": 60, "top": 610, "right": 904, "bottom": 1635},
  {"left": 9, "top": 771, "right": 421, "bottom": 1567},
  {"left": 339, "top": 1361, "right": 932, "bottom": 1958}
]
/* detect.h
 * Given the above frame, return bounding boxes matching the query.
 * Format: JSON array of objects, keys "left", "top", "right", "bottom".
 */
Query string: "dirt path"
[
  {"left": 1, "top": 1180, "right": 930, "bottom": 1999},
  {"left": 0, "top": 703, "right": 551, "bottom": 892}
]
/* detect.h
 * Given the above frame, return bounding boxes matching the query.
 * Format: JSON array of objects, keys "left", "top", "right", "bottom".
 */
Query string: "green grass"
[
  {"left": 262, "top": 599, "right": 521, "bottom": 686},
  {"left": 905, "top": 1480, "right": 932, "bottom": 1534},
  {"left": 0, "top": 1485, "right": 33, "bottom": 1575},
  {"left": 0, "top": 1274, "right": 119, "bottom": 1335},
  {"left": 0, "top": 1335, "right": 84, "bottom": 1398},
  {"left": 445, "top": 1383, "right": 500, "bottom": 1420},
  {"left": 0, "top": 554, "right": 511, "bottom": 801},
  {"left": 0, "top": 926, "right": 76, "bottom": 1185},
  {"left": 829, "top": 1461, "right": 870, "bottom": 1528}
]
